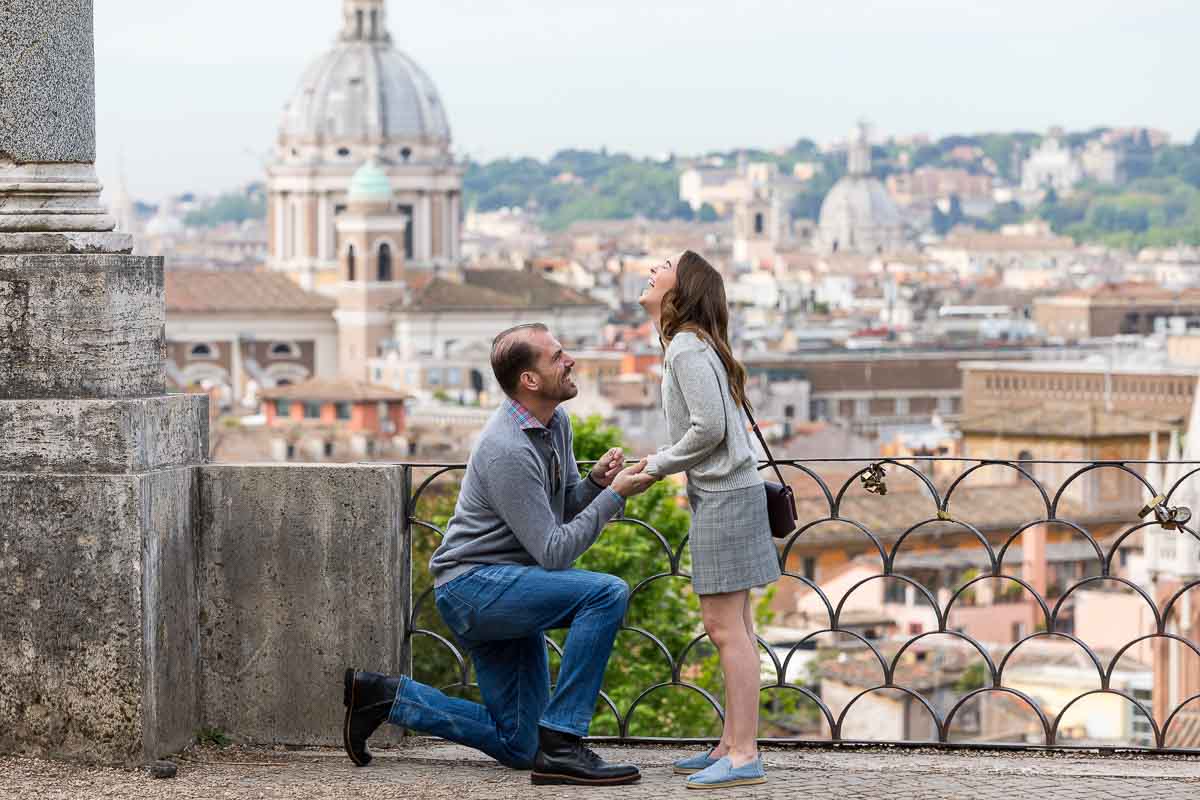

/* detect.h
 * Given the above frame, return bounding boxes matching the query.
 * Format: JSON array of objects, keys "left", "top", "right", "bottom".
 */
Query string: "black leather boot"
[
  {"left": 342, "top": 668, "right": 402, "bottom": 767},
  {"left": 531, "top": 727, "right": 641, "bottom": 786}
]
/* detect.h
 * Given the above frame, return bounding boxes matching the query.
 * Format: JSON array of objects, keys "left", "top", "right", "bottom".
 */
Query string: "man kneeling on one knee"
[{"left": 343, "top": 323, "right": 658, "bottom": 786}]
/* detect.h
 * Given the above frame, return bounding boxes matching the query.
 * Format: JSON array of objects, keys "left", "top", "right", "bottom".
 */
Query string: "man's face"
[{"left": 525, "top": 329, "right": 578, "bottom": 403}]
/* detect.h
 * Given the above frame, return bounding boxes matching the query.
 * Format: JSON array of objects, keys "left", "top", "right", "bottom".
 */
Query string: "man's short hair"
[{"left": 491, "top": 323, "right": 549, "bottom": 397}]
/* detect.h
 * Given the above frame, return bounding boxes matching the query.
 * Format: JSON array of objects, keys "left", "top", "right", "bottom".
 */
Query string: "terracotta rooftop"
[
  {"left": 462, "top": 269, "right": 603, "bottom": 308},
  {"left": 959, "top": 406, "right": 1179, "bottom": 438},
  {"left": 1044, "top": 283, "right": 1200, "bottom": 304},
  {"left": 165, "top": 271, "right": 336, "bottom": 313},
  {"left": 788, "top": 483, "right": 1092, "bottom": 543},
  {"left": 939, "top": 230, "right": 1076, "bottom": 251},
  {"left": 396, "top": 270, "right": 604, "bottom": 312},
  {"left": 403, "top": 278, "right": 525, "bottom": 311},
  {"left": 261, "top": 378, "right": 409, "bottom": 402}
]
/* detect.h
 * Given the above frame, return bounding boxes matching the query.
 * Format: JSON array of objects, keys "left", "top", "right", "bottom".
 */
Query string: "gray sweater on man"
[
  {"left": 646, "top": 332, "right": 763, "bottom": 491},
  {"left": 429, "top": 401, "right": 625, "bottom": 587}
]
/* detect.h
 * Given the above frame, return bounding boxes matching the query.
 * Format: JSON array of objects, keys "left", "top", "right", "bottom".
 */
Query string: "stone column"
[
  {"left": 417, "top": 191, "right": 432, "bottom": 262},
  {"left": 0, "top": 0, "right": 208, "bottom": 765}
]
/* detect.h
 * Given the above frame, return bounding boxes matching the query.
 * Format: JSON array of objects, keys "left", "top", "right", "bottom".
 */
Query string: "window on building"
[
  {"left": 1130, "top": 687, "right": 1154, "bottom": 746},
  {"left": 802, "top": 557, "right": 816, "bottom": 582},
  {"left": 784, "top": 404, "right": 795, "bottom": 419},
  {"left": 884, "top": 580, "right": 907, "bottom": 605},
  {"left": 337, "top": 147, "right": 351, "bottom": 158},
  {"left": 304, "top": 401, "right": 322, "bottom": 419},
  {"left": 428, "top": 368, "right": 442, "bottom": 386},
  {"left": 276, "top": 399, "right": 293, "bottom": 417},
  {"left": 366, "top": 439, "right": 376, "bottom": 456},
  {"left": 347, "top": 244, "right": 356, "bottom": 281},
  {"left": 369, "top": 8, "right": 378, "bottom": 37},
  {"left": 895, "top": 397, "right": 910, "bottom": 416},
  {"left": 335, "top": 402, "right": 352, "bottom": 421},
  {"left": 447, "top": 368, "right": 462, "bottom": 386},
  {"left": 270, "top": 342, "right": 297, "bottom": 359},
  {"left": 324, "top": 441, "right": 335, "bottom": 458},
  {"left": 355, "top": 9, "right": 364, "bottom": 37},
  {"left": 189, "top": 343, "right": 214, "bottom": 359},
  {"left": 373, "top": 368, "right": 383, "bottom": 383},
  {"left": 754, "top": 213, "right": 764, "bottom": 235},
  {"left": 286, "top": 443, "right": 295, "bottom": 460},
  {"left": 855, "top": 398, "right": 869, "bottom": 418},
  {"left": 378, "top": 243, "right": 393, "bottom": 281},
  {"left": 398, "top": 205, "right": 414, "bottom": 258}
]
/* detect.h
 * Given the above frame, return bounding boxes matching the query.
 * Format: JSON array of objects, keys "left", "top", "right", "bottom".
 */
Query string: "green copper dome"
[{"left": 348, "top": 160, "right": 393, "bottom": 202}]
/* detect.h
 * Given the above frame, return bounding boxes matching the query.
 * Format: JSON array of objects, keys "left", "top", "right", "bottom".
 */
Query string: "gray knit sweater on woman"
[{"left": 645, "top": 332, "right": 763, "bottom": 491}]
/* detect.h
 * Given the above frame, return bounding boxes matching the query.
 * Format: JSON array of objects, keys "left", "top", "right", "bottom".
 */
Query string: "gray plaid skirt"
[{"left": 686, "top": 482, "right": 782, "bottom": 596}]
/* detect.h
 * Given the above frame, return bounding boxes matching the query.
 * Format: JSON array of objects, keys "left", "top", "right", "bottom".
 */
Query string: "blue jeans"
[{"left": 388, "top": 565, "right": 629, "bottom": 769}]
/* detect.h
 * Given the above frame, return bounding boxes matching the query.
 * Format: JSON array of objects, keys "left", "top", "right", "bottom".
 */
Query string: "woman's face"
[{"left": 638, "top": 256, "right": 679, "bottom": 314}]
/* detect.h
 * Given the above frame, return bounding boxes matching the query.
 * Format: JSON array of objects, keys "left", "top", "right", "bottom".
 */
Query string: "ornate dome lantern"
[{"left": 267, "top": 0, "right": 463, "bottom": 291}]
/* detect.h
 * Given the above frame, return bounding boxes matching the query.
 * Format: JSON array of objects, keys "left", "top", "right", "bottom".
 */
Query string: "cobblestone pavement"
[{"left": 5, "top": 740, "right": 1200, "bottom": 800}]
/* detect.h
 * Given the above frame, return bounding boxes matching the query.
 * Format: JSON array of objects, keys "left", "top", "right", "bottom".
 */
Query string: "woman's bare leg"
[{"left": 700, "top": 590, "right": 760, "bottom": 768}]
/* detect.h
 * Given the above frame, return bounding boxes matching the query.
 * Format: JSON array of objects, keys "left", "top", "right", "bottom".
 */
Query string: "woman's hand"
[
  {"left": 612, "top": 458, "right": 658, "bottom": 498},
  {"left": 588, "top": 447, "right": 624, "bottom": 488}
]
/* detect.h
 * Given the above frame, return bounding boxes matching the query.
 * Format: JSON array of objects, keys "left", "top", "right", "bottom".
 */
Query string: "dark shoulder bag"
[{"left": 743, "top": 405, "right": 798, "bottom": 539}]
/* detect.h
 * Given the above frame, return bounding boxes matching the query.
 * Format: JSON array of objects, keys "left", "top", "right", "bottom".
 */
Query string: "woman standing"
[{"left": 639, "top": 250, "right": 780, "bottom": 789}]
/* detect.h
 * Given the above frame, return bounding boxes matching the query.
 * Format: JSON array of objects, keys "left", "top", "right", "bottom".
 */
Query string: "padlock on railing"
[
  {"left": 1139, "top": 494, "right": 1193, "bottom": 530},
  {"left": 1138, "top": 494, "right": 1166, "bottom": 520},
  {"left": 861, "top": 463, "right": 888, "bottom": 496},
  {"left": 1156, "top": 504, "right": 1193, "bottom": 531}
]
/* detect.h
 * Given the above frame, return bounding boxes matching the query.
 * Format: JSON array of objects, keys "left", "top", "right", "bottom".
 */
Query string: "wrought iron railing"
[{"left": 398, "top": 457, "right": 1200, "bottom": 752}]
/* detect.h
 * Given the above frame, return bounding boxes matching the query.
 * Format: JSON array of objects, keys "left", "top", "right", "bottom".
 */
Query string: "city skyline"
[{"left": 95, "top": 0, "right": 1199, "bottom": 201}]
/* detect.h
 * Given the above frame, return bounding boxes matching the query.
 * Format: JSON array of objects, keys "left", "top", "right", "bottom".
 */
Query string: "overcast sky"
[{"left": 94, "top": 0, "right": 1200, "bottom": 202}]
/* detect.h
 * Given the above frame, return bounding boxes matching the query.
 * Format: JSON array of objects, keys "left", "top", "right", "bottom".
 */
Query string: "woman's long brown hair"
[{"left": 660, "top": 250, "right": 752, "bottom": 412}]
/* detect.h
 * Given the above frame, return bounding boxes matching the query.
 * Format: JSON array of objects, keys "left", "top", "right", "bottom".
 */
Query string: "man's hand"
[
  {"left": 612, "top": 458, "right": 658, "bottom": 498},
  {"left": 588, "top": 447, "right": 624, "bottom": 489}
]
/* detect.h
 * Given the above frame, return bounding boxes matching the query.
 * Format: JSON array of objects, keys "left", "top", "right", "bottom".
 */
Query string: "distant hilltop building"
[
  {"left": 817, "top": 121, "right": 907, "bottom": 255},
  {"left": 1020, "top": 129, "right": 1082, "bottom": 194},
  {"left": 678, "top": 155, "right": 807, "bottom": 217},
  {"left": 266, "top": 0, "right": 463, "bottom": 292}
]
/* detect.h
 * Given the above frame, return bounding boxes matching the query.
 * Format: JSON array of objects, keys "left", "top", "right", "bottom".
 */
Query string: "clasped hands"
[{"left": 588, "top": 447, "right": 659, "bottom": 498}]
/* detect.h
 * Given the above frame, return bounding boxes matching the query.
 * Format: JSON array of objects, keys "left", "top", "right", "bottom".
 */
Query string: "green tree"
[
  {"left": 183, "top": 188, "right": 266, "bottom": 227},
  {"left": 932, "top": 195, "right": 964, "bottom": 236},
  {"left": 698, "top": 203, "right": 720, "bottom": 223}
]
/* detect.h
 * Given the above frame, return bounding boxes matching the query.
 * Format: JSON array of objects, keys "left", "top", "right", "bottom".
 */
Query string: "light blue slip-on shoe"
[
  {"left": 686, "top": 756, "right": 766, "bottom": 789},
  {"left": 672, "top": 749, "right": 719, "bottom": 775}
]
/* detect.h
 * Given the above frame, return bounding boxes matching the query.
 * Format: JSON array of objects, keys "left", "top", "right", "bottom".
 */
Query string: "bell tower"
[{"left": 335, "top": 161, "right": 410, "bottom": 381}]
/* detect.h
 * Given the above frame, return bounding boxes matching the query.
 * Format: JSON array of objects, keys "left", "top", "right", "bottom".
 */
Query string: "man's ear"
[{"left": 520, "top": 370, "right": 539, "bottom": 393}]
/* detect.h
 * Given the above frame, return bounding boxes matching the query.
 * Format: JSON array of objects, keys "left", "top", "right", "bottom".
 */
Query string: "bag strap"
[{"left": 742, "top": 403, "right": 789, "bottom": 489}]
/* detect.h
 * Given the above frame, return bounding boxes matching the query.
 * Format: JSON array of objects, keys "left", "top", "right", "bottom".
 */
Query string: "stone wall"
[
  {"left": 195, "top": 464, "right": 410, "bottom": 746},
  {"left": 0, "top": 467, "right": 199, "bottom": 762}
]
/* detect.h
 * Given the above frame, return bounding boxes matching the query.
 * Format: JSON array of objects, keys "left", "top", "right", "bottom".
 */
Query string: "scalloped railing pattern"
[{"left": 403, "top": 458, "right": 1200, "bottom": 751}]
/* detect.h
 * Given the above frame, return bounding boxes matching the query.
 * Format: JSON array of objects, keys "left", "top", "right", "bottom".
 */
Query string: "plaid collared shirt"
[{"left": 504, "top": 398, "right": 547, "bottom": 432}]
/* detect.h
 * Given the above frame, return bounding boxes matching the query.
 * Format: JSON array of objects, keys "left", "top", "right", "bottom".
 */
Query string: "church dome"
[
  {"left": 278, "top": 1, "right": 451, "bottom": 154},
  {"left": 817, "top": 121, "right": 906, "bottom": 254},
  {"left": 348, "top": 160, "right": 393, "bottom": 201},
  {"left": 818, "top": 176, "right": 904, "bottom": 254}
]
